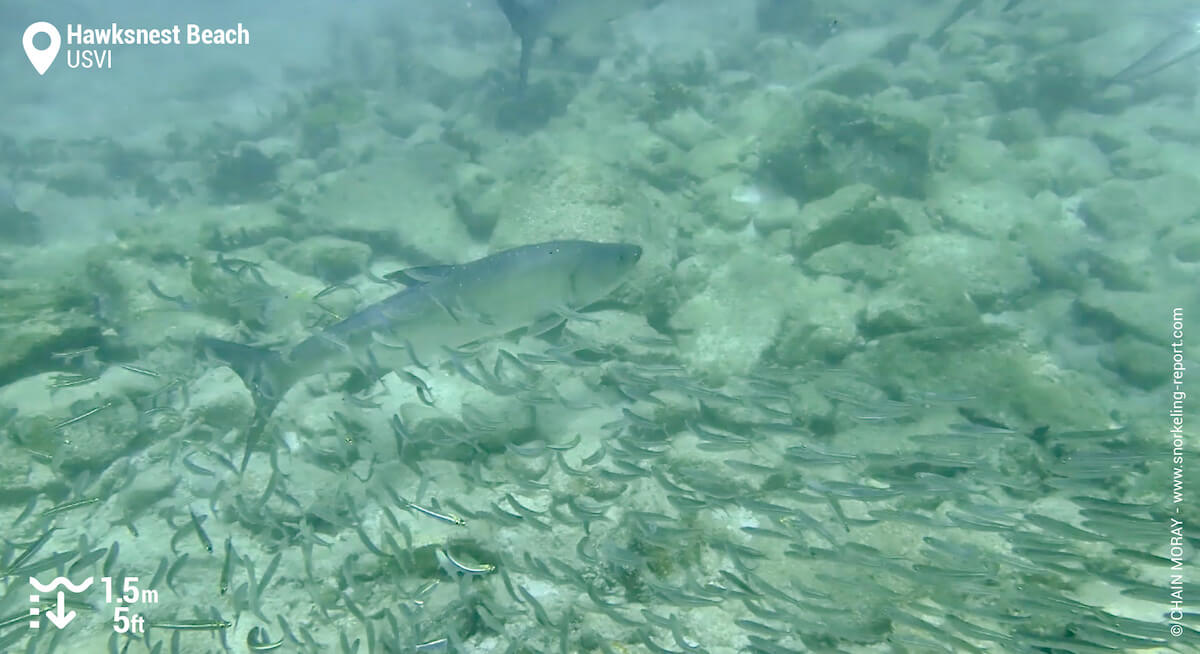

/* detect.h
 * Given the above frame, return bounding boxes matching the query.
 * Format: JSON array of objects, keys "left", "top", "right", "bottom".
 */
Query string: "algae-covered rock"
[
  {"left": 489, "top": 155, "right": 633, "bottom": 249},
  {"left": 0, "top": 189, "right": 42, "bottom": 245},
  {"left": 761, "top": 90, "right": 934, "bottom": 202},
  {"left": 377, "top": 100, "right": 445, "bottom": 140},
  {"left": 43, "top": 160, "right": 111, "bottom": 198},
  {"left": 203, "top": 204, "right": 290, "bottom": 251},
  {"left": 652, "top": 109, "right": 720, "bottom": 151},
  {"left": 84, "top": 242, "right": 229, "bottom": 349},
  {"left": 1073, "top": 287, "right": 1160, "bottom": 343},
  {"left": 810, "top": 60, "right": 892, "bottom": 98},
  {"left": 755, "top": 0, "right": 839, "bottom": 45},
  {"left": 804, "top": 243, "right": 898, "bottom": 286},
  {"left": 298, "top": 147, "right": 469, "bottom": 263},
  {"left": 279, "top": 158, "right": 320, "bottom": 187},
  {"left": 693, "top": 173, "right": 754, "bottom": 231},
  {"left": 208, "top": 144, "right": 279, "bottom": 202},
  {"left": 133, "top": 174, "right": 176, "bottom": 207},
  {"left": 1168, "top": 224, "right": 1200, "bottom": 264},
  {"left": 1075, "top": 249, "right": 1152, "bottom": 292},
  {"left": 1079, "top": 174, "right": 1200, "bottom": 240},
  {"left": 898, "top": 232, "right": 1036, "bottom": 313},
  {"left": 300, "top": 112, "right": 340, "bottom": 157},
  {"left": 1099, "top": 336, "right": 1165, "bottom": 391},
  {"left": 0, "top": 277, "right": 100, "bottom": 388},
  {"left": 991, "top": 47, "right": 1089, "bottom": 120},
  {"left": 859, "top": 233, "right": 1036, "bottom": 338},
  {"left": 292, "top": 81, "right": 368, "bottom": 156},
  {"left": 860, "top": 284, "right": 980, "bottom": 340},
  {"left": 452, "top": 163, "right": 503, "bottom": 239},
  {"left": 187, "top": 366, "right": 255, "bottom": 432},
  {"left": 987, "top": 108, "right": 1047, "bottom": 145},
  {"left": 1024, "top": 136, "right": 1111, "bottom": 195},
  {"left": 770, "top": 274, "right": 863, "bottom": 366},
  {"left": 197, "top": 255, "right": 329, "bottom": 341},
  {"left": 10, "top": 393, "right": 140, "bottom": 473},
  {"left": 929, "top": 133, "right": 1013, "bottom": 184},
  {"left": 279, "top": 235, "right": 371, "bottom": 283},
  {"left": 928, "top": 179, "right": 1059, "bottom": 241},
  {"left": 638, "top": 79, "right": 702, "bottom": 125},
  {"left": 790, "top": 184, "right": 908, "bottom": 259},
  {"left": 0, "top": 208, "right": 41, "bottom": 244},
  {"left": 187, "top": 252, "right": 281, "bottom": 329},
  {"left": 629, "top": 133, "right": 690, "bottom": 191},
  {"left": 683, "top": 136, "right": 751, "bottom": 181},
  {"left": 847, "top": 336, "right": 1112, "bottom": 429},
  {"left": 494, "top": 80, "right": 572, "bottom": 132},
  {"left": 751, "top": 191, "right": 801, "bottom": 235},
  {"left": 669, "top": 251, "right": 800, "bottom": 382}
]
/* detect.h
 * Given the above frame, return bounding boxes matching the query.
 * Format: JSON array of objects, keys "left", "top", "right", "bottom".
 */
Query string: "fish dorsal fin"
[{"left": 383, "top": 264, "right": 456, "bottom": 286}]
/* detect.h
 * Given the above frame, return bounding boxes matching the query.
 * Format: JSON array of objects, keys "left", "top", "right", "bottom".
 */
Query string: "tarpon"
[
  {"left": 494, "top": 0, "right": 661, "bottom": 90},
  {"left": 1110, "top": 21, "right": 1200, "bottom": 84},
  {"left": 201, "top": 240, "right": 642, "bottom": 468},
  {"left": 928, "top": 0, "right": 1025, "bottom": 46}
]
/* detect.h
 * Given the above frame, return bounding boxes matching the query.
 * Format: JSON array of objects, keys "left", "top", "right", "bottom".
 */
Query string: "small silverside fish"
[
  {"left": 41, "top": 497, "right": 100, "bottom": 517},
  {"left": 219, "top": 537, "right": 233, "bottom": 594},
  {"left": 407, "top": 502, "right": 467, "bottom": 527},
  {"left": 50, "top": 374, "right": 100, "bottom": 388},
  {"left": 147, "top": 619, "right": 231, "bottom": 630},
  {"left": 247, "top": 626, "right": 284, "bottom": 651},
  {"left": 436, "top": 549, "right": 495, "bottom": 577},
  {"left": 188, "top": 509, "right": 213, "bottom": 553},
  {"left": 54, "top": 401, "right": 115, "bottom": 430}
]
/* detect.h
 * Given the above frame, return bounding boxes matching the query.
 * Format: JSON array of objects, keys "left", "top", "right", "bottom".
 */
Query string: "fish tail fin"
[
  {"left": 197, "top": 337, "right": 291, "bottom": 471},
  {"left": 495, "top": 0, "right": 532, "bottom": 91},
  {"left": 197, "top": 337, "right": 289, "bottom": 402}
]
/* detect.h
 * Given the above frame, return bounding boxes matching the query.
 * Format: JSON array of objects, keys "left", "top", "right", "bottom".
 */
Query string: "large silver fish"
[
  {"left": 928, "top": 0, "right": 1025, "bottom": 45},
  {"left": 495, "top": 0, "right": 660, "bottom": 90},
  {"left": 201, "top": 240, "right": 642, "bottom": 466},
  {"left": 1110, "top": 22, "right": 1200, "bottom": 84}
]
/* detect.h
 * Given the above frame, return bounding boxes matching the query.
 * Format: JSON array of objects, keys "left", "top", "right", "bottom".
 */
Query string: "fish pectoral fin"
[
  {"left": 432, "top": 293, "right": 497, "bottom": 326},
  {"left": 428, "top": 293, "right": 461, "bottom": 324},
  {"left": 460, "top": 307, "right": 497, "bottom": 326},
  {"left": 397, "top": 370, "right": 434, "bottom": 406},
  {"left": 382, "top": 264, "right": 456, "bottom": 286},
  {"left": 550, "top": 304, "right": 598, "bottom": 323},
  {"left": 528, "top": 314, "right": 567, "bottom": 337}
]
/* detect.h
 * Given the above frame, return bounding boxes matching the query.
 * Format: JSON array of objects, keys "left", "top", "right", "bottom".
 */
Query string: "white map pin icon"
[{"left": 23, "top": 22, "right": 61, "bottom": 75}]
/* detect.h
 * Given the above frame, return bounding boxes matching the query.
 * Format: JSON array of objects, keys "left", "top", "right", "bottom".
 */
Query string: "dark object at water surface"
[{"left": 494, "top": 0, "right": 660, "bottom": 91}]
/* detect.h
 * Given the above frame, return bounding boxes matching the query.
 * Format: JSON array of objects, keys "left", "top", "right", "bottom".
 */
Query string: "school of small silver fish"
[
  {"left": 1, "top": 1, "right": 1196, "bottom": 652},
  {"left": 0, "top": 236, "right": 1186, "bottom": 654}
]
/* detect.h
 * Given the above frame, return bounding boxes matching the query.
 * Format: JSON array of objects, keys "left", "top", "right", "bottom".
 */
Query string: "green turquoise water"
[{"left": 0, "top": 1, "right": 1195, "bottom": 652}]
